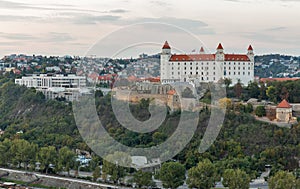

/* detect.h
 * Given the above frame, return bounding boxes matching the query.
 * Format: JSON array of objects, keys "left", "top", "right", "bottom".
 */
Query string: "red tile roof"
[
  {"left": 277, "top": 99, "right": 292, "bottom": 109},
  {"left": 167, "top": 90, "right": 176, "bottom": 95},
  {"left": 169, "top": 54, "right": 250, "bottom": 62},
  {"left": 224, "top": 54, "right": 250, "bottom": 61},
  {"left": 248, "top": 45, "right": 253, "bottom": 51},
  {"left": 169, "top": 54, "right": 215, "bottom": 61},
  {"left": 260, "top": 78, "right": 300, "bottom": 83},
  {"left": 162, "top": 41, "right": 171, "bottom": 49},
  {"left": 217, "top": 43, "right": 223, "bottom": 50}
]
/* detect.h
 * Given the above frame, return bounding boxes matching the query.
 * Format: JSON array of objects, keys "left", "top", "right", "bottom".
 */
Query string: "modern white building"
[
  {"left": 160, "top": 41, "right": 255, "bottom": 86},
  {"left": 15, "top": 74, "right": 87, "bottom": 101}
]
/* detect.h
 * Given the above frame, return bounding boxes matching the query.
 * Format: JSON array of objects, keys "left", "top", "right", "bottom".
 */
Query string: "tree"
[
  {"left": 234, "top": 80, "right": 243, "bottom": 98},
  {"left": 93, "top": 166, "right": 101, "bottom": 182},
  {"left": 222, "top": 169, "right": 250, "bottom": 189},
  {"left": 247, "top": 81, "right": 260, "bottom": 99},
  {"left": 269, "top": 171, "right": 298, "bottom": 189},
  {"left": 187, "top": 159, "right": 217, "bottom": 189},
  {"left": 0, "top": 139, "right": 12, "bottom": 166},
  {"left": 10, "top": 139, "right": 37, "bottom": 170},
  {"left": 132, "top": 170, "right": 155, "bottom": 188},
  {"left": 267, "top": 86, "right": 277, "bottom": 103},
  {"left": 224, "top": 78, "right": 232, "bottom": 89},
  {"left": 159, "top": 162, "right": 186, "bottom": 189},
  {"left": 102, "top": 152, "right": 131, "bottom": 183},
  {"left": 255, "top": 106, "right": 266, "bottom": 117},
  {"left": 37, "top": 146, "right": 57, "bottom": 174},
  {"left": 182, "top": 87, "right": 195, "bottom": 98},
  {"left": 57, "top": 146, "right": 75, "bottom": 176},
  {"left": 219, "top": 97, "right": 232, "bottom": 109}
]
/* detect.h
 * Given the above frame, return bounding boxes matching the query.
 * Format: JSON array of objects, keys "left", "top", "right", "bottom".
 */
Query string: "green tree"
[
  {"left": 182, "top": 87, "right": 195, "bottom": 98},
  {"left": 37, "top": 146, "right": 57, "bottom": 174},
  {"left": 187, "top": 159, "right": 217, "bottom": 189},
  {"left": 93, "top": 166, "right": 101, "bottom": 182},
  {"left": 255, "top": 106, "right": 266, "bottom": 117},
  {"left": 159, "top": 162, "right": 186, "bottom": 189},
  {"left": 102, "top": 152, "right": 131, "bottom": 183},
  {"left": 267, "top": 86, "right": 277, "bottom": 103},
  {"left": 10, "top": 139, "right": 37, "bottom": 170},
  {"left": 57, "top": 146, "right": 75, "bottom": 176},
  {"left": 132, "top": 170, "right": 155, "bottom": 188},
  {"left": 222, "top": 169, "right": 250, "bottom": 189},
  {"left": 234, "top": 80, "right": 243, "bottom": 98},
  {"left": 0, "top": 139, "right": 12, "bottom": 166},
  {"left": 269, "top": 171, "right": 298, "bottom": 189},
  {"left": 224, "top": 78, "right": 232, "bottom": 89}
]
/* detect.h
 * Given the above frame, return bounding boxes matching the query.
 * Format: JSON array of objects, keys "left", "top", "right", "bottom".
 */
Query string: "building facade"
[
  {"left": 160, "top": 41, "right": 255, "bottom": 86},
  {"left": 276, "top": 99, "right": 293, "bottom": 122},
  {"left": 15, "top": 74, "right": 87, "bottom": 101}
]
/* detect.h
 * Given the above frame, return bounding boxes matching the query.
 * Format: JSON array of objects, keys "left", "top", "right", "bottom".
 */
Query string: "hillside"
[{"left": 0, "top": 77, "right": 299, "bottom": 180}]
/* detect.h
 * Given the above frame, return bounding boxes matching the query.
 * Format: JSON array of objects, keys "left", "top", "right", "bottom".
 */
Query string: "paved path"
[{"left": 0, "top": 167, "right": 120, "bottom": 189}]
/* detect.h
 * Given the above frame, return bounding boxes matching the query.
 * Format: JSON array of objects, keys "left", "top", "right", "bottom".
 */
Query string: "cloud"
[
  {"left": 266, "top": 27, "right": 287, "bottom": 31},
  {"left": 0, "top": 0, "right": 104, "bottom": 13},
  {"left": 43, "top": 32, "right": 75, "bottom": 43},
  {"left": 0, "top": 32, "right": 36, "bottom": 40},
  {"left": 150, "top": 1, "right": 172, "bottom": 7},
  {"left": 109, "top": 9, "right": 129, "bottom": 13},
  {"left": 0, "top": 14, "right": 40, "bottom": 22},
  {"left": 127, "top": 17, "right": 214, "bottom": 35},
  {"left": 71, "top": 14, "right": 122, "bottom": 25},
  {"left": 0, "top": 32, "right": 75, "bottom": 43}
]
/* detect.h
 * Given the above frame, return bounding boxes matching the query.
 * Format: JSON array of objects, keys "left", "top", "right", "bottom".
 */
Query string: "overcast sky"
[{"left": 0, "top": 0, "right": 300, "bottom": 58}]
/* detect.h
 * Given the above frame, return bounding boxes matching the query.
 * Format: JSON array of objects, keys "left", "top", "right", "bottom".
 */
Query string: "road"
[{"left": 0, "top": 167, "right": 121, "bottom": 189}]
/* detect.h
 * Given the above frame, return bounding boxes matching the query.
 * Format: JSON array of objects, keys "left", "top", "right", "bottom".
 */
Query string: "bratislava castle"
[{"left": 160, "top": 41, "right": 254, "bottom": 86}]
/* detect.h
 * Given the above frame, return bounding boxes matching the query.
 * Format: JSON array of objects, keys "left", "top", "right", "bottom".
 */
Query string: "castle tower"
[
  {"left": 161, "top": 41, "right": 172, "bottom": 83},
  {"left": 199, "top": 47, "right": 205, "bottom": 54},
  {"left": 247, "top": 45, "right": 254, "bottom": 62},
  {"left": 215, "top": 43, "right": 225, "bottom": 61}
]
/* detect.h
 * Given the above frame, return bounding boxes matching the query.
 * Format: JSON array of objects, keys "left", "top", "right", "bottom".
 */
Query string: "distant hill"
[{"left": 255, "top": 54, "right": 300, "bottom": 78}]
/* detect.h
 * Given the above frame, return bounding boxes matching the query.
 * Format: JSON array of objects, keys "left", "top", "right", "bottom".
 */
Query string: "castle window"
[
  {"left": 213, "top": 67, "right": 216, "bottom": 70},
  {"left": 196, "top": 72, "right": 199, "bottom": 75},
  {"left": 213, "top": 77, "right": 216, "bottom": 80},
  {"left": 248, "top": 72, "right": 250, "bottom": 75},
  {"left": 238, "top": 72, "right": 240, "bottom": 75},
  {"left": 190, "top": 67, "right": 192, "bottom": 70},
  {"left": 178, "top": 72, "right": 180, "bottom": 75},
  {"left": 213, "top": 72, "right": 215, "bottom": 75},
  {"left": 184, "top": 67, "right": 187, "bottom": 70},
  {"left": 196, "top": 67, "right": 199, "bottom": 70},
  {"left": 190, "top": 72, "right": 192, "bottom": 75},
  {"left": 178, "top": 63, "right": 180, "bottom": 65},
  {"left": 184, "top": 63, "right": 186, "bottom": 65},
  {"left": 190, "top": 63, "right": 192, "bottom": 65},
  {"left": 224, "top": 71, "right": 227, "bottom": 76},
  {"left": 243, "top": 72, "right": 245, "bottom": 75}
]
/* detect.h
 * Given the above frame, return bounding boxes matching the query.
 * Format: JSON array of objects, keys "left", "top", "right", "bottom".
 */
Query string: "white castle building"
[
  {"left": 160, "top": 41, "right": 254, "bottom": 86},
  {"left": 15, "top": 74, "right": 87, "bottom": 101}
]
